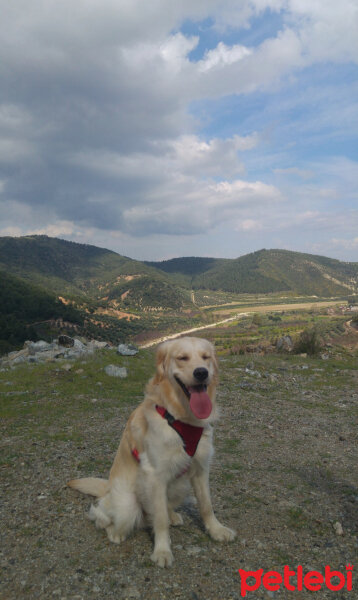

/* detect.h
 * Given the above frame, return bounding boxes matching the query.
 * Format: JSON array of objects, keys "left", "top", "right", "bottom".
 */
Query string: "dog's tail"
[{"left": 67, "top": 477, "right": 109, "bottom": 497}]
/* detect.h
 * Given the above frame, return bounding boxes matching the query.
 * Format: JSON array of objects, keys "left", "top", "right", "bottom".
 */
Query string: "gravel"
[{"left": 1, "top": 355, "right": 357, "bottom": 599}]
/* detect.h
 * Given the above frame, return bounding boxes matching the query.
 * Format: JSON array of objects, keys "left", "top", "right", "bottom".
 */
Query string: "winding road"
[{"left": 139, "top": 300, "right": 344, "bottom": 349}]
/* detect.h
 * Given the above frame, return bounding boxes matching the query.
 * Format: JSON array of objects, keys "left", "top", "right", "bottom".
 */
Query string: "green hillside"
[
  {"left": 0, "top": 271, "right": 83, "bottom": 355},
  {"left": 145, "top": 257, "right": 228, "bottom": 280},
  {"left": 0, "top": 235, "right": 152, "bottom": 296},
  {"left": 149, "top": 249, "right": 358, "bottom": 296},
  {"left": 1, "top": 236, "right": 357, "bottom": 303},
  {"left": 0, "top": 235, "right": 192, "bottom": 311}
]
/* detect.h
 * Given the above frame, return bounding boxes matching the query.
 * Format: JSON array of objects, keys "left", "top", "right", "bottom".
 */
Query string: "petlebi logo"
[{"left": 238, "top": 564, "right": 354, "bottom": 597}]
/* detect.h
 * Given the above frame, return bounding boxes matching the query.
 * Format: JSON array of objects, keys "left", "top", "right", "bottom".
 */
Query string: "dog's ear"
[{"left": 153, "top": 341, "right": 170, "bottom": 383}]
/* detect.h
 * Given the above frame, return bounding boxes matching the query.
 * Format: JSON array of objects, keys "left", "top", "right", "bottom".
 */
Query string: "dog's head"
[{"left": 154, "top": 336, "right": 218, "bottom": 420}]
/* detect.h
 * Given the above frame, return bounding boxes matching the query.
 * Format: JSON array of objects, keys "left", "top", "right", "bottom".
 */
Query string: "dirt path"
[
  {"left": 139, "top": 313, "right": 250, "bottom": 348},
  {"left": 210, "top": 300, "right": 344, "bottom": 316},
  {"left": 139, "top": 300, "right": 343, "bottom": 349}
]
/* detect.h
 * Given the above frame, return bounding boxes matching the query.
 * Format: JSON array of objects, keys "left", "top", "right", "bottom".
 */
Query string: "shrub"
[
  {"left": 293, "top": 326, "right": 323, "bottom": 356},
  {"left": 252, "top": 313, "right": 262, "bottom": 326},
  {"left": 268, "top": 314, "right": 282, "bottom": 322}
]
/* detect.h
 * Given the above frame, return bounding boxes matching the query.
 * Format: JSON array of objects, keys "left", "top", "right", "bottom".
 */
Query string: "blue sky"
[{"left": 0, "top": 1, "right": 357, "bottom": 261}]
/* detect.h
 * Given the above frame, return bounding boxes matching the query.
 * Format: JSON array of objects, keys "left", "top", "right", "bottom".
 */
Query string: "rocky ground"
[{"left": 1, "top": 348, "right": 357, "bottom": 599}]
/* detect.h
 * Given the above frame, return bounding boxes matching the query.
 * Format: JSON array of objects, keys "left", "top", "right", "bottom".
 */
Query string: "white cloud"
[
  {"left": 27, "top": 221, "right": 79, "bottom": 238},
  {"left": 71, "top": 132, "right": 259, "bottom": 184},
  {"left": 122, "top": 178, "right": 282, "bottom": 235},
  {"left": 289, "top": 0, "right": 358, "bottom": 64},
  {"left": 235, "top": 219, "right": 264, "bottom": 231},
  {"left": 331, "top": 237, "right": 358, "bottom": 251},
  {"left": 0, "top": 226, "right": 23, "bottom": 237},
  {"left": 198, "top": 42, "right": 251, "bottom": 72}
]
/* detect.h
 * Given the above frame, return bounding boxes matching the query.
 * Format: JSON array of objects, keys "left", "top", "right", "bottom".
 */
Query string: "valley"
[{"left": 0, "top": 235, "right": 357, "bottom": 354}]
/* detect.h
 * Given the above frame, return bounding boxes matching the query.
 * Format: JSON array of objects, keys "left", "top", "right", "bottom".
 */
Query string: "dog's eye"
[
  {"left": 177, "top": 355, "right": 189, "bottom": 361},
  {"left": 202, "top": 355, "right": 211, "bottom": 360}
]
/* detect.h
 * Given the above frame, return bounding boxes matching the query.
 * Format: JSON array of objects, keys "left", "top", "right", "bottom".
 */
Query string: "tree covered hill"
[
  {"left": 1, "top": 236, "right": 357, "bottom": 309},
  {"left": 0, "top": 270, "right": 83, "bottom": 355},
  {"left": 0, "top": 235, "right": 153, "bottom": 296},
  {"left": 149, "top": 249, "right": 358, "bottom": 296}
]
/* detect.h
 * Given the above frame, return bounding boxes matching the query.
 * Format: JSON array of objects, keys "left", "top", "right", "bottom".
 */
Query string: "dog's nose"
[{"left": 193, "top": 367, "right": 209, "bottom": 382}]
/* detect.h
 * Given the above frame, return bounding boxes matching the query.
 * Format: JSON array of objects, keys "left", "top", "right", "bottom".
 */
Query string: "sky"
[{"left": 0, "top": 0, "right": 357, "bottom": 262}]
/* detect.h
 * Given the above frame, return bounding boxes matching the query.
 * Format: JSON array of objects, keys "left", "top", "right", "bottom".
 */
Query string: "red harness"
[{"left": 131, "top": 405, "right": 204, "bottom": 467}]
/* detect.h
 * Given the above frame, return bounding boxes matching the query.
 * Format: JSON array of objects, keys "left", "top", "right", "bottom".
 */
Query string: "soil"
[{"left": 1, "top": 354, "right": 357, "bottom": 599}]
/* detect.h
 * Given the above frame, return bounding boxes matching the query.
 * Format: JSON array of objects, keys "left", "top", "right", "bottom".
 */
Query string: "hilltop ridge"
[{"left": 147, "top": 248, "right": 358, "bottom": 296}]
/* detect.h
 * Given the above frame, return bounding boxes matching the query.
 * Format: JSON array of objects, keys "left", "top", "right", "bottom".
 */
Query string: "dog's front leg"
[
  {"left": 191, "top": 470, "right": 236, "bottom": 542},
  {"left": 147, "top": 476, "right": 173, "bottom": 567}
]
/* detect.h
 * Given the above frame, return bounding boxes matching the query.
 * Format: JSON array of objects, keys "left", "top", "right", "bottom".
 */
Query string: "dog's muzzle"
[{"left": 174, "top": 375, "right": 212, "bottom": 419}]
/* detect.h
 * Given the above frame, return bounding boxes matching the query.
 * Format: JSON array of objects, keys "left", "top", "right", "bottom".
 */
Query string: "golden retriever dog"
[{"left": 68, "top": 336, "right": 235, "bottom": 567}]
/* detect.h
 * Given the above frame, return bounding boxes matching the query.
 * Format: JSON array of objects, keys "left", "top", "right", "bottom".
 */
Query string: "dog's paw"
[
  {"left": 169, "top": 510, "right": 184, "bottom": 526},
  {"left": 88, "top": 504, "right": 111, "bottom": 528},
  {"left": 208, "top": 521, "right": 236, "bottom": 542},
  {"left": 151, "top": 547, "right": 174, "bottom": 568},
  {"left": 106, "top": 525, "right": 126, "bottom": 544}
]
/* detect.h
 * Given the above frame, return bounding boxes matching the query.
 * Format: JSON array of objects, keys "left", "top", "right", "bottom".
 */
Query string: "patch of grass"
[
  {"left": 286, "top": 507, "right": 309, "bottom": 530},
  {"left": 0, "top": 349, "right": 156, "bottom": 444},
  {"left": 219, "top": 438, "right": 241, "bottom": 455},
  {"left": 271, "top": 548, "right": 294, "bottom": 566}
]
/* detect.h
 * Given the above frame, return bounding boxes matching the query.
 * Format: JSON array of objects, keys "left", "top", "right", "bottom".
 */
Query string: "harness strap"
[
  {"left": 131, "top": 405, "right": 204, "bottom": 465},
  {"left": 131, "top": 447, "right": 140, "bottom": 463},
  {"left": 155, "top": 405, "right": 203, "bottom": 456}
]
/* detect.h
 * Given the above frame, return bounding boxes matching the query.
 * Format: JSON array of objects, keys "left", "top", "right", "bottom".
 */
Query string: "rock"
[
  {"left": 3, "top": 337, "right": 124, "bottom": 369},
  {"left": 90, "top": 340, "right": 110, "bottom": 350},
  {"left": 38, "top": 349, "right": 62, "bottom": 362},
  {"left": 245, "top": 367, "right": 261, "bottom": 378},
  {"left": 104, "top": 364, "right": 128, "bottom": 378},
  {"left": 117, "top": 343, "right": 138, "bottom": 356},
  {"left": 64, "top": 350, "right": 81, "bottom": 360},
  {"left": 73, "top": 338, "right": 85, "bottom": 351},
  {"left": 126, "top": 587, "right": 141, "bottom": 599},
  {"left": 8, "top": 348, "right": 29, "bottom": 360},
  {"left": 27, "top": 356, "right": 40, "bottom": 364},
  {"left": 26, "top": 340, "right": 52, "bottom": 354},
  {"left": 333, "top": 521, "right": 344, "bottom": 535},
  {"left": 276, "top": 335, "right": 293, "bottom": 352},
  {"left": 12, "top": 355, "right": 27, "bottom": 365},
  {"left": 58, "top": 335, "right": 75, "bottom": 347},
  {"left": 187, "top": 546, "right": 203, "bottom": 555}
]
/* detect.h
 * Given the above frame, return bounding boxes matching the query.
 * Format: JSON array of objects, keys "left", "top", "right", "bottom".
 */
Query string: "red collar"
[{"left": 155, "top": 405, "right": 203, "bottom": 457}]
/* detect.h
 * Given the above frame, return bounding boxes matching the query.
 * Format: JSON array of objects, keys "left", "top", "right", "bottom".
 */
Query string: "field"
[{"left": 1, "top": 307, "right": 357, "bottom": 599}]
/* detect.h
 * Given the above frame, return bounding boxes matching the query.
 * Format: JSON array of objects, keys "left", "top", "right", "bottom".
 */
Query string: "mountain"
[
  {"left": 1, "top": 236, "right": 357, "bottom": 301},
  {"left": 148, "top": 249, "right": 358, "bottom": 296},
  {"left": 0, "top": 235, "right": 151, "bottom": 295},
  {"left": 0, "top": 235, "right": 190, "bottom": 310}
]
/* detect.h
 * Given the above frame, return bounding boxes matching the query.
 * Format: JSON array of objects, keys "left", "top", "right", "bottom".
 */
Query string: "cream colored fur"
[{"left": 68, "top": 336, "right": 235, "bottom": 567}]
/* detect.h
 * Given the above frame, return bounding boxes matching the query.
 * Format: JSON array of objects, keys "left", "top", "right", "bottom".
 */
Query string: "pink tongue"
[{"left": 189, "top": 389, "right": 212, "bottom": 419}]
